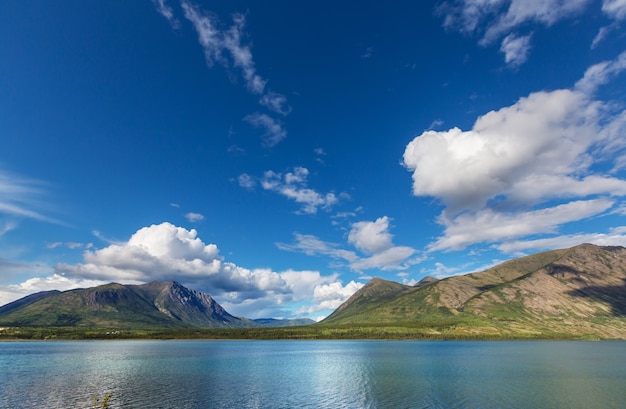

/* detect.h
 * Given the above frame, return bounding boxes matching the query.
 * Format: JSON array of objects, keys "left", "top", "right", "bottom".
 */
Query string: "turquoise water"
[{"left": 1, "top": 340, "right": 625, "bottom": 408}]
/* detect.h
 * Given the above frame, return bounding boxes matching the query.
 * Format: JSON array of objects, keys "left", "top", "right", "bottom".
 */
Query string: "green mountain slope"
[
  {"left": 322, "top": 244, "right": 626, "bottom": 338},
  {"left": 0, "top": 281, "right": 251, "bottom": 328}
]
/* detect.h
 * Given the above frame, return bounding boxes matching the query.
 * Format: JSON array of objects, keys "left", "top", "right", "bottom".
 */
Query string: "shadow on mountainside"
[{"left": 567, "top": 278, "right": 626, "bottom": 317}]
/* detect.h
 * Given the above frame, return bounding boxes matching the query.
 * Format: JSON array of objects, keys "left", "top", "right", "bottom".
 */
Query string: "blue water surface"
[{"left": 1, "top": 340, "right": 624, "bottom": 408}]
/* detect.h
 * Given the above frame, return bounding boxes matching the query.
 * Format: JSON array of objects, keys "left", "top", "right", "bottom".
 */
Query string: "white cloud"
[
  {"left": 258, "top": 167, "right": 340, "bottom": 214},
  {"left": 237, "top": 173, "right": 256, "bottom": 189},
  {"left": 430, "top": 199, "right": 615, "bottom": 251},
  {"left": 348, "top": 216, "right": 394, "bottom": 254},
  {"left": 591, "top": 26, "right": 611, "bottom": 49},
  {"left": 153, "top": 0, "right": 179, "bottom": 28},
  {"left": 0, "top": 274, "right": 110, "bottom": 307},
  {"left": 46, "top": 242, "right": 91, "bottom": 250},
  {"left": 602, "top": 0, "right": 626, "bottom": 20},
  {"left": 155, "top": 2, "right": 292, "bottom": 146},
  {"left": 278, "top": 217, "right": 419, "bottom": 271},
  {"left": 575, "top": 50, "right": 626, "bottom": 94},
  {"left": 259, "top": 92, "right": 292, "bottom": 116},
  {"left": 591, "top": 1, "right": 626, "bottom": 47},
  {"left": 32, "top": 222, "right": 347, "bottom": 318},
  {"left": 307, "top": 280, "right": 364, "bottom": 312},
  {"left": 182, "top": 3, "right": 266, "bottom": 95},
  {"left": 482, "top": 0, "right": 590, "bottom": 44},
  {"left": 276, "top": 233, "right": 359, "bottom": 262},
  {"left": 244, "top": 113, "right": 287, "bottom": 147},
  {"left": 428, "top": 262, "right": 462, "bottom": 279},
  {"left": 404, "top": 53, "right": 626, "bottom": 251},
  {"left": 0, "top": 169, "right": 63, "bottom": 225},
  {"left": 497, "top": 226, "right": 626, "bottom": 253},
  {"left": 177, "top": 1, "right": 292, "bottom": 136},
  {"left": 439, "top": 0, "right": 592, "bottom": 64},
  {"left": 0, "top": 220, "right": 17, "bottom": 238},
  {"left": 9, "top": 274, "right": 109, "bottom": 295},
  {"left": 500, "top": 33, "right": 531, "bottom": 67},
  {"left": 349, "top": 246, "right": 418, "bottom": 271},
  {"left": 404, "top": 89, "right": 611, "bottom": 212},
  {"left": 185, "top": 212, "right": 205, "bottom": 222}
]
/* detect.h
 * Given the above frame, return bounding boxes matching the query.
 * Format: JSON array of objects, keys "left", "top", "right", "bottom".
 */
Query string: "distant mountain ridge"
[
  {"left": 0, "top": 281, "right": 308, "bottom": 329},
  {"left": 323, "top": 244, "right": 626, "bottom": 338}
]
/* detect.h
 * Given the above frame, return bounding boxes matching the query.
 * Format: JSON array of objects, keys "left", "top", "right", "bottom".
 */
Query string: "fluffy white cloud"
[
  {"left": 37, "top": 222, "right": 353, "bottom": 318},
  {"left": 56, "top": 223, "right": 283, "bottom": 293},
  {"left": 244, "top": 113, "right": 287, "bottom": 147},
  {"left": 348, "top": 217, "right": 394, "bottom": 254},
  {"left": 404, "top": 88, "right": 626, "bottom": 213},
  {"left": 308, "top": 280, "right": 364, "bottom": 312},
  {"left": 404, "top": 53, "right": 626, "bottom": 251}
]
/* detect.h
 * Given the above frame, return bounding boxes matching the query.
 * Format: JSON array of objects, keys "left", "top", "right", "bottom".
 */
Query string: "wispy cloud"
[
  {"left": 500, "top": 33, "right": 532, "bottom": 68},
  {"left": 153, "top": 2, "right": 292, "bottom": 146},
  {"left": 361, "top": 46, "right": 374, "bottom": 59},
  {"left": 250, "top": 167, "right": 341, "bottom": 214},
  {"left": 278, "top": 216, "right": 421, "bottom": 271},
  {"left": 575, "top": 50, "right": 626, "bottom": 94},
  {"left": 185, "top": 212, "right": 205, "bottom": 222},
  {"left": 602, "top": 0, "right": 626, "bottom": 20},
  {"left": 181, "top": 3, "right": 267, "bottom": 95},
  {"left": 259, "top": 92, "right": 292, "bottom": 116},
  {"left": 244, "top": 113, "right": 287, "bottom": 147},
  {"left": 0, "top": 169, "right": 63, "bottom": 225},
  {"left": 438, "top": 0, "right": 592, "bottom": 65},
  {"left": 152, "top": 0, "right": 180, "bottom": 28},
  {"left": 47, "top": 242, "right": 92, "bottom": 250}
]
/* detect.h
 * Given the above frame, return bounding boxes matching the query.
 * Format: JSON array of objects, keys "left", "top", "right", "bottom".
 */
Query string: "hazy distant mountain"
[
  {"left": 253, "top": 318, "right": 316, "bottom": 327},
  {"left": 323, "top": 244, "right": 626, "bottom": 338}
]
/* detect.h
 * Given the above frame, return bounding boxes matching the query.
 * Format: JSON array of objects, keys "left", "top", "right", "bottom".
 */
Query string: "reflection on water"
[{"left": 1, "top": 340, "right": 625, "bottom": 408}]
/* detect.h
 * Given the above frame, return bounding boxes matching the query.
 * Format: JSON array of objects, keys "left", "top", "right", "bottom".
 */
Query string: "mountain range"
[
  {"left": 1, "top": 243, "right": 625, "bottom": 338},
  {"left": 323, "top": 243, "right": 626, "bottom": 338},
  {"left": 0, "top": 280, "right": 313, "bottom": 329}
]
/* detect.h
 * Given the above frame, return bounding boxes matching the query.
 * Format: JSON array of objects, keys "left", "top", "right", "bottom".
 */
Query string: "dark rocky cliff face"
[{"left": 143, "top": 281, "right": 241, "bottom": 325}]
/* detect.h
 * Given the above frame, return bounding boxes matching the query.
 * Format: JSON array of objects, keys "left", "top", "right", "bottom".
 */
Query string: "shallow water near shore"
[{"left": 1, "top": 340, "right": 625, "bottom": 408}]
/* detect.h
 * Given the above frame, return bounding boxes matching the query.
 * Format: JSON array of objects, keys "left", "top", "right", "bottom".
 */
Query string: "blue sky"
[{"left": 2, "top": 0, "right": 626, "bottom": 320}]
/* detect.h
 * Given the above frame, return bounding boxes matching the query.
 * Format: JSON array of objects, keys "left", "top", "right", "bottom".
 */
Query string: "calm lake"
[{"left": 1, "top": 340, "right": 625, "bottom": 408}]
